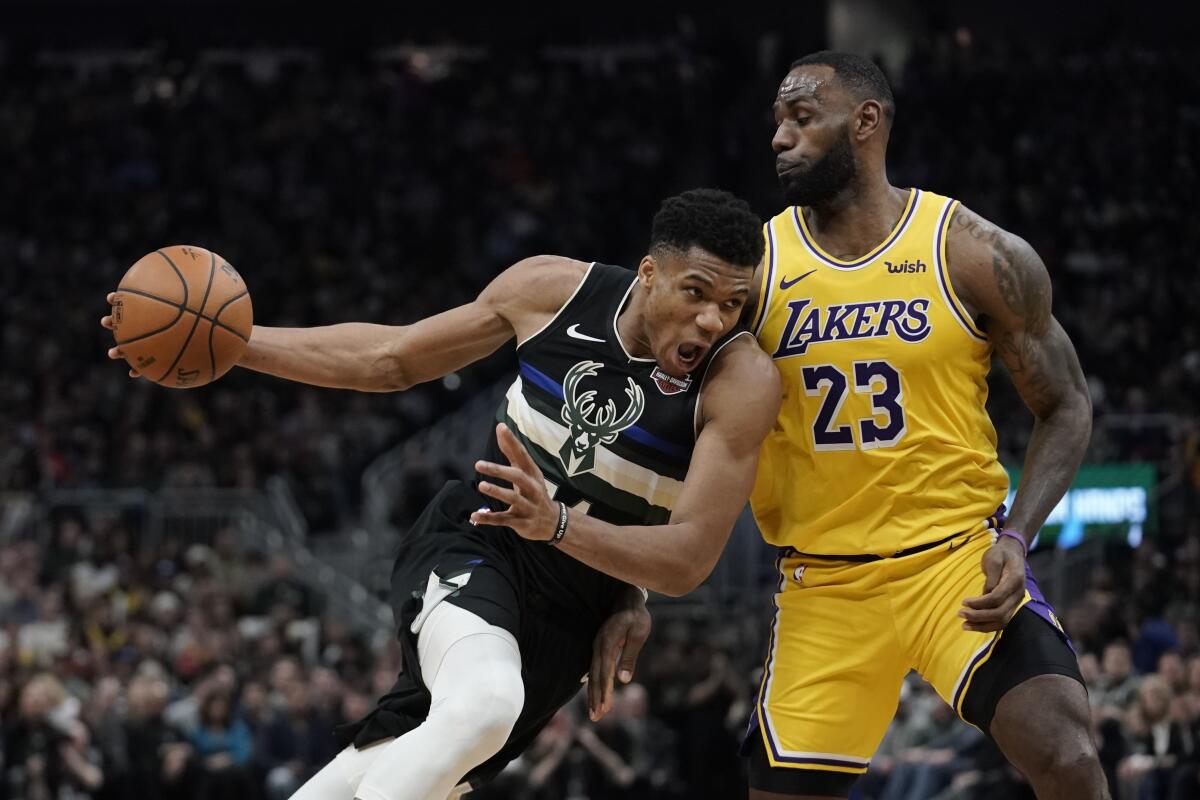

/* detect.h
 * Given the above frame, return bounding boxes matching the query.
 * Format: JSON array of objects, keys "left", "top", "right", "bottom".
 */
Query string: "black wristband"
[{"left": 547, "top": 501, "right": 569, "bottom": 546}]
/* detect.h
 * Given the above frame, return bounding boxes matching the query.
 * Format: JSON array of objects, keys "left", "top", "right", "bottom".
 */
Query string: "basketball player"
[
  {"left": 107, "top": 189, "right": 780, "bottom": 799},
  {"left": 740, "top": 51, "right": 1106, "bottom": 799}
]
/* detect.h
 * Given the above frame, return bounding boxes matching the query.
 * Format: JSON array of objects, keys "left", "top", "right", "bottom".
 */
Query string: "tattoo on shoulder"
[{"left": 953, "top": 209, "right": 1050, "bottom": 333}]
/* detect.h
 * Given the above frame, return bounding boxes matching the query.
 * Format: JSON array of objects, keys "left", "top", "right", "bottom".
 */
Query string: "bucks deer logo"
[{"left": 558, "top": 361, "right": 645, "bottom": 476}]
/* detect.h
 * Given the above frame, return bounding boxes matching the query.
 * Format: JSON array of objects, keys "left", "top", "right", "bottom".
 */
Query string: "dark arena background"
[{"left": 2, "top": 1, "right": 1199, "bottom": 798}]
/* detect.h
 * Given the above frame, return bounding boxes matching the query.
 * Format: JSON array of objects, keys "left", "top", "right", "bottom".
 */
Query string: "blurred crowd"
[
  {"left": 7, "top": 511, "right": 1200, "bottom": 799},
  {"left": 1, "top": 22, "right": 1199, "bottom": 800},
  {"left": 0, "top": 510, "right": 394, "bottom": 800}
]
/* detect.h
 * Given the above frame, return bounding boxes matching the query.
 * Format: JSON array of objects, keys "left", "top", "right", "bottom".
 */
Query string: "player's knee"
[
  {"left": 1047, "top": 740, "right": 1102, "bottom": 779},
  {"left": 1021, "top": 734, "right": 1100, "bottom": 784},
  {"left": 439, "top": 660, "right": 524, "bottom": 751},
  {"left": 447, "top": 695, "right": 522, "bottom": 755}
]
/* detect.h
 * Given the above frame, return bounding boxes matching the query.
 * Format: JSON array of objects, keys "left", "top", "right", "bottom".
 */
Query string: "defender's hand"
[
  {"left": 960, "top": 535, "right": 1026, "bottom": 632},
  {"left": 471, "top": 423, "right": 558, "bottom": 540},
  {"left": 101, "top": 292, "right": 141, "bottom": 379},
  {"left": 587, "top": 598, "right": 651, "bottom": 721}
]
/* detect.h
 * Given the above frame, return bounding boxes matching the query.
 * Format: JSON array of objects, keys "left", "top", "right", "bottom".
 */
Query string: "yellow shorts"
[{"left": 752, "top": 520, "right": 1030, "bottom": 776}]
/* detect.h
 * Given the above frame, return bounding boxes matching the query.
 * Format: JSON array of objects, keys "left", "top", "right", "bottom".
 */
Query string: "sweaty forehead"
[{"left": 777, "top": 66, "right": 836, "bottom": 105}]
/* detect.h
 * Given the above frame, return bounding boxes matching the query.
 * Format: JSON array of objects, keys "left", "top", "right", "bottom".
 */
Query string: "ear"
[
  {"left": 854, "top": 99, "right": 884, "bottom": 141},
  {"left": 637, "top": 255, "right": 657, "bottom": 289}
]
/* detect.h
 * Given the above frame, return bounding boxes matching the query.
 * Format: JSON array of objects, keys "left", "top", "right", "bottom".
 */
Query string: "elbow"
[
  {"left": 1035, "top": 390, "right": 1092, "bottom": 454},
  {"left": 369, "top": 346, "right": 413, "bottom": 392},
  {"left": 653, "top": 581, "right": 688, "bottom": 599},
  {"left": 373, "top": 370, "right": 412, "bottom": 392},
  {"left": 654, "top": 560, "right": 713, "bottom": 598},
  {"left": 1066, "top": 383, "right": 1093, "bottom": 440}
]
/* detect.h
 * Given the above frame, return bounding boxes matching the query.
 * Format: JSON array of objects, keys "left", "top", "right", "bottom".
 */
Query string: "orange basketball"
[{"left": 110, "top": 245, "right": 253, "bottom": 388}]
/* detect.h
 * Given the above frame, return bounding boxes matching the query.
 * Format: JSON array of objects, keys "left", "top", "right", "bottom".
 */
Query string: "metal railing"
[
  {"left": 34, "top": 486, "right": 393, "bottom": 642},
  {"left": 360, "top": 378, "right": 509, "bottom": 532}
]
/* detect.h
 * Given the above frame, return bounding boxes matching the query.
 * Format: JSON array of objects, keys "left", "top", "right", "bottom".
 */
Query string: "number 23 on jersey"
[{"left": 802, "top": 361, "right": 906, "bottom": 451}]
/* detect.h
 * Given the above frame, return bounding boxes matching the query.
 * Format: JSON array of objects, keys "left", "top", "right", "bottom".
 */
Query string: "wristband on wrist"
[
  {"left": 997, "top": 529, "right": 1028, "bottom": 556},
  {"left": 547, "top": 501, "right": 569, "bottom": 546}
]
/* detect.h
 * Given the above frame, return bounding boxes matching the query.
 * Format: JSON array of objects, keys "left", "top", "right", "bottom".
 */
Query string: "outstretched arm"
[
  {"left": 237, "top": 301, "right": 508, "bottom": 392},
  {"left": 104, "top": 255, "right": 588, "bottom": 392},
  {"left": 473, "top": 336, "right": 782, "bottom": 597},
  {"left": 947, "top": 206, "right": 1092, "bottom": 631}
]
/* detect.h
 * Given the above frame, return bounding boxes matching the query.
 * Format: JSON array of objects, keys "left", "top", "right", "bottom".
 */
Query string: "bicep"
[
  {"left": 671, "top": 353, "right": 781, "bottom": 542},
  {"left": 948, "top": 210, "right": 1088, "bottom": 419},
  {"left": 381, "top": 301, "right": 514, "bottom": 388},
  {"left": 671, "top": 422, "right": 761, "bottom": 538},
  {"left": 993, "top": 315, "right": 1088, "bottom": 418},
  {"left": 381, "top": 255, "right": 584, "bottom": 389}
]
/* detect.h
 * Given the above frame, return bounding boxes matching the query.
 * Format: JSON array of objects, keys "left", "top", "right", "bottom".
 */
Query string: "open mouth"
[{"left": 676, "top": 342, "right": 706, "bottom": 371}]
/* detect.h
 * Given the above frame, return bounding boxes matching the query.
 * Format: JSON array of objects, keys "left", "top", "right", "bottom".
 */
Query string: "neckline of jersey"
[
  {"left": 612, "top": 277, "right": 656, "bottom": 363},
  {"left": 792, "top": 187, "right": 920, "bottom": 270}
]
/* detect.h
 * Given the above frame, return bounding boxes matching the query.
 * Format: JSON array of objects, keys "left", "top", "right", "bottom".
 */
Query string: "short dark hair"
[
  {"left": 790, "top": 50, "right": 895, "bottom": 121},
  {"left": 649, "top": 188, "right": 763, "bottom": 269}
]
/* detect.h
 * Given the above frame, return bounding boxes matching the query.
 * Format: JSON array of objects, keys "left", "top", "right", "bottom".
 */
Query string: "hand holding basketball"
[{"left": 102, "top": 245, "right": 253, "bottom": 388}]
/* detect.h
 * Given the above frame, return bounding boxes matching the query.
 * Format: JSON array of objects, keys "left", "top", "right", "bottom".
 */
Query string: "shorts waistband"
[{"left": 782, "top": 505, "right": 1006, "bottom": 564}]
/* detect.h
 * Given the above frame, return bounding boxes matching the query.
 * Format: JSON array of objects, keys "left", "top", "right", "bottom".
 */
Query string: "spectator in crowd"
[
  {"left": 256, "top": 678, "right": 336, "bottom": 800},
  {"left": 101, "top": 672, "right": 196, "bottom": 800},
  {"left": 877, "top": 700, "right": 984, "bottom": 800},
  {"left": 1116, "top": 676, "right": 1195, "bottom": 799},
  {"left": 188, "top": 690, "right": 258, "bottom": 799},
  {"left": 2, "top": 673, "right": 103, "bottom": 799},
  {"left": 1096, "top": 641, "right": 1143, "bottom": 715}
]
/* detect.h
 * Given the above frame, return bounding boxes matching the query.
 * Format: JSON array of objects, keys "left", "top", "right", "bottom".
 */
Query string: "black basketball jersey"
[{"left": 476, "top": 261, "right": 749, "bottom": 621}]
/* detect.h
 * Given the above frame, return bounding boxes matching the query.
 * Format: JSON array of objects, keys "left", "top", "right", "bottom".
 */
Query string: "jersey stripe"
[
  {"left": 516, "top": 261, "right": 597, "bottom": 349},
  {"left": 750, "top": 220, "right": 777, "bottom": 336},
  {"left": 692, "top": 330, "right": 754, "bottom": 438},
  {"left": 498, "top": 406, "right": 671, "bottom": 523},
  {"left": 933, "top": 200, "right": 988, "bottom": 341},
  {"left": 612, "top": 278, "right": 656, "bottom": 363},
  {"left": 517, "top": 361, "right": 690, "bottom": 460},
  {"left": 794, "top": 189, "right": 921, "bottom": 270},
  {"left": 517, "top": 377, "right": 687, "bottom": 479},
  {"left": 503, "top": 378, "right": 684, "bottom": 511}
]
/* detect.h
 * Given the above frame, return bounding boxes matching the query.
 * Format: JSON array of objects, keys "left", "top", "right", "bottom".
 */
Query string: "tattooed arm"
[{"left": 945, "top": 206, "right": 1092, "bottom": 631}]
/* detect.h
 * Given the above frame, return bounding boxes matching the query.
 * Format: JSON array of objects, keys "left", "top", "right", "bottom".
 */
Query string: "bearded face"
[{"left": 777, "top": 123, "right": 858, "bottom": 207}]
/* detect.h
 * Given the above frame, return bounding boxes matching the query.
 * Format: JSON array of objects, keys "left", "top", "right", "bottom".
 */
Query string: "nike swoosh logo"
[
  {"left": 566, "top": 324, "right": 606, "bottom": 343},
  {"left": 779, "top": 270, "right": 817, "bottom": 290}
]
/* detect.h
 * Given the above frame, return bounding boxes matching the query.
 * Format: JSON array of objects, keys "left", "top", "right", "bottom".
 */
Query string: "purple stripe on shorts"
[{"left": 1024, "top": 564, "right": 1075, "bottom": 652}]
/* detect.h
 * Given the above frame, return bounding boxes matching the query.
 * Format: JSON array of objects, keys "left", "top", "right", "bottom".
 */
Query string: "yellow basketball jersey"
[{"left": 750, "top": 188, "right": 1009, "bottom": 556}]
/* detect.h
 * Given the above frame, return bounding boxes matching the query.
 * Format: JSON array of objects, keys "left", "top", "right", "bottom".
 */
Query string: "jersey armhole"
[
  {"left": 692, "top": 330, "right": 755, "bottom": 439},
  {"left": 515, "top": 261, "right": 597, "bottom": 351},
  {"left": 934, "top": 201, "right": 989, "bottom": 342},
  {"left": 749, "top": 221, "right": 777, "bottom": 336}
]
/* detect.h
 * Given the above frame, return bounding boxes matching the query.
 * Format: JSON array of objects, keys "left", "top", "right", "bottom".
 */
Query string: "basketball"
[{"left": 110, "top": 245, "right": 253, "bottom": 388}]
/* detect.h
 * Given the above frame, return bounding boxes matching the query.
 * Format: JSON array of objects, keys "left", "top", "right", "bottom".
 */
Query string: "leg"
[
  {"left": 355, "top": 602, "right": 525, "bottom": 800},
  {"left": 906, "top": 534, "right": 1111, "bottom": 800},
  {"left": 291, "top": 741, "right": 393, "bottom": 800},
  {"left": 989, "top": 674, "right": 1110, "bottom": 800},
  {"left": 743, "top": 555, "right": 905, "bottom": 799},
  {"left": 746, "top": 740, "right": 860, "bottom": 799}
]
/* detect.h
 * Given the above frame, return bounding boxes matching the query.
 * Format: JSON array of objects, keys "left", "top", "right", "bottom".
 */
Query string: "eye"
[
  {"left": 795, "top": 116, "right": 812, "bottom": 126},
  {"left": 725, "top": 299, "right": 744, "bottom": 310},
  {"left": 685, "top": 287, "right": 703, "bottom": 298}
]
